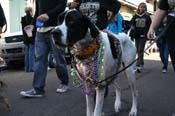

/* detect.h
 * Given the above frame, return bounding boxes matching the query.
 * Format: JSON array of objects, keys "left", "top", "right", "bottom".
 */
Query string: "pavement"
[{"left": 0, "top": 53, "right": 175, "bottom": 116}]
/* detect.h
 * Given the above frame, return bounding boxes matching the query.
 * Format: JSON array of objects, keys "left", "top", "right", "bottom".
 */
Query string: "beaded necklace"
[{"left": 70, "top": 38, "right": 105, "bottom": 95}]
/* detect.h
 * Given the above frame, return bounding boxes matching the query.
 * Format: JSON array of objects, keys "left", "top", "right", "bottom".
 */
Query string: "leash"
[
  {"left": 95, "top": 18, "right": 175, "bottom": 87},
  {"left": 71, "top": 18, "right": 174, "bottom": 89},
  {"left": 95, "top": 59, "right": 137, "bottom": 87}
]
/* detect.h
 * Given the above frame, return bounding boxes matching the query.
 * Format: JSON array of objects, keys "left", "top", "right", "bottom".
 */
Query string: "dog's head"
[{"left": 52, "top": 9, "right": 99, "bottom": 47}]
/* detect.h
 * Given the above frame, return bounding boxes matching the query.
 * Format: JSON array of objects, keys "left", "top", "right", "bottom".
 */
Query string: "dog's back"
[
  {"left": 99, "top": 31, "right": 136, "bottom": 77},
  {"left": 116, "top": 33, "right": 136, "bottom": 63}
]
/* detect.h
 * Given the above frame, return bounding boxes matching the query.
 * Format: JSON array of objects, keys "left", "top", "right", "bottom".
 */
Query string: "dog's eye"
[{"left": 66, "top": 18, "right": 74, "bottom": 26}]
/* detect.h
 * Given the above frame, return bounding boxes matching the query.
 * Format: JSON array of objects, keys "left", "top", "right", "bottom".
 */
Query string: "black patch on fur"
[
  {"left": 107, "top": 34, "right": 122, "bottom": 59},
  {"left": 66, "top": 11, "right": 89, "bottom": 45},
  {"left": 65, "top": 10, "right": 99, "bottom": 45}
]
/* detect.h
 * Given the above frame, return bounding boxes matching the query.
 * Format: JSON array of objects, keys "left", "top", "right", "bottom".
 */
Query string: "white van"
[{"left": 0, "top": 32, "right": 25, "bottom": 66}]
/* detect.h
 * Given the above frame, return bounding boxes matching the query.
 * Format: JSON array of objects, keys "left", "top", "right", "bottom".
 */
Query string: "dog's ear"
[
  {"left": 83, "top": 15, "right": 99, "bottom": 38},
  {"left": 57, "top": 11, "right": 67, "bottom": 25}
]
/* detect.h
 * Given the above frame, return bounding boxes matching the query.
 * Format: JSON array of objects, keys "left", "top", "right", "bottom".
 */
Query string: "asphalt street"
[{"left": 0, "top": 53, "right": 175, "bottom": 116}]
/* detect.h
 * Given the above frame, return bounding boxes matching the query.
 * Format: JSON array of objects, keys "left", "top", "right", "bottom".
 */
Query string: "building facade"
[
  {"left": 0, "top": 0, "right": 156, "bottom": 34},
  {"left": 0, "top": 0, "right": 34, "bottom": 34},
  {"left": 119, "top": 0, "right": 157, "bottom": 20}
]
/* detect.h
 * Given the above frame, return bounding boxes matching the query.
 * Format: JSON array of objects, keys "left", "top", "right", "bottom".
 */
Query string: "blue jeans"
[
  {"left": 156, "top": 38, "right": 169, "bottom": 69},
  {"left": 25, "top": 44, "right": 35, "bottom": 72},
  {"left": 33, "top": 31, "right": 69, "bottom": 93}
]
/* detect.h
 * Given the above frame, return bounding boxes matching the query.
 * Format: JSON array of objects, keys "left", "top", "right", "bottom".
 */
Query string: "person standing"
[
  {"left": 21, "top": 6, "right": 35, "bottom": 72},
  {"left": 147, "top": 0, "right": 175, "bottom": 72},
  {"left": 130, "top": 2, "right": 152, "bottom": 73},
  {"left": 20, "top": 0, "right": 69, "bottom": 98},
  {"left": 107, "top": 11, "right": 123, "bottom": 34},
  {"left": 67, "top": 0, "right": 121, "bottom": 30},
  {"left": 155, "top": 17, "right": 169, "bottom": 73}
]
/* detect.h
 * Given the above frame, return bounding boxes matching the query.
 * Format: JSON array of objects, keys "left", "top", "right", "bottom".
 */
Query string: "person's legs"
[
  {"left": 24, "top": 45, "right": 29, "bottom": 72},
  {"left": 20, "top": 32, "right": 50, "bottom": 97},
  {"left": 162, "top": 41, "right": 169, "bottom": 70},
  {"left": 157, "top": 39, "right": 169, "bottom": 70},
  {"left": 32, "top": 32, "right": 50, "bottom": 94},
  {"left": 167, "top": 37, "right": 175, "bottom": 72},
  {"left": 156, "top": 40, "right": 164, "bottom": 63},
  {"left": 50, "top": 37, "right": 69, "bottom": 85},
  {"left": 50, "top": 35, "right": 69, "bottom": 92},
  {"left": 28, "top": 44, "right": 35, "bottom": 72},
  {"left": 137, "top": 38, "right": 147, "bottom": 66}
]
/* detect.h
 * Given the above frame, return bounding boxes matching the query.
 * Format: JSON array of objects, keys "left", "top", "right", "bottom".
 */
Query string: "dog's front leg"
[
  {"left": 125, "top": 68, "right": 138, "bottom": 116},
  {"left": 94, "top": 87, "right": 105, "bottom": 116},
  {"left": 114, "top": 82, "right": 121, "bottom": 113},
  {"left": 86, "top": 93, "right": 95, "bottom": 116}
]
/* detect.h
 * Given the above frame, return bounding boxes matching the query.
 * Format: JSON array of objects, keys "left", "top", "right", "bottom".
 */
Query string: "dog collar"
[{"left": 73, "top": 39, "right": 99, "bottom": 59}]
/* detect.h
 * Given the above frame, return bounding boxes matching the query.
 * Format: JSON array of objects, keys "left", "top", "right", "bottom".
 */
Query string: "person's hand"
[
  {"left": 37, "top": 13, "right": 49, "bottom": 22},
  {"left": 24, "top": 25, "right": 34, "bottom": 33},
  {"left": 26, "top": 25, "right": 34, "bottom": 31},
  {"left": 24, "top": 25, "right": 34, "bottom": 37},
  {"left": 147, "top": 28, "right": 155, "bottom": 40},
  {"left": 67, "top": 1, "right": 79, "bottom": 8}
]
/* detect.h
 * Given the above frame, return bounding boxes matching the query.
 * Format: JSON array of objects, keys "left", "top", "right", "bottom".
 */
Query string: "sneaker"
[
  {"left": 48, "top": 67, "right": 51, "bottom": 71},
  {"left": 136, "top": 66, "right": 142, "bottom": 73},
  {"left": 56, "top": 84, "right": 69, "bottom": 93},
  {"left": 162, "top": 69, "right": 167, "bottom": 73},
  {"left": 20, "top": 89, "right": 44, "bottom": 98}
]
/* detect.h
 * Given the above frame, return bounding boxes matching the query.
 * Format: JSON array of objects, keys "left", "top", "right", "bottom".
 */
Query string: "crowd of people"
[{"left": 0, "top": 0, "right": 174, "bottom": 99}]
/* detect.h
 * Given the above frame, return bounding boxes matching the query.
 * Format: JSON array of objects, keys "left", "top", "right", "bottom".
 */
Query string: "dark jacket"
[
  {"left": 32, "top": 0, "right": 67, "bottom": 27},
  {"left": 0, "top": 4, "right": 6, "bottom": 27},
  {"left": 73, "top": 0, "right": 121, "bottom": 30},
  {"left": 21, "top": 14, "right": 35, "bottom": 45},
  {"left": 130, "top": 13, "right": 152, "bottom": 39}
]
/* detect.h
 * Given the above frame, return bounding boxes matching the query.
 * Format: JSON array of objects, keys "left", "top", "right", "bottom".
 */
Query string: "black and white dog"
[{"left": 52, "top": 9, "right": 137, "bottom": 116}]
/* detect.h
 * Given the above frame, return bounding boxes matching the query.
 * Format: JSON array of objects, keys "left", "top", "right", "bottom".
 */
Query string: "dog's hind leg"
[
  {"left": 124, "top": 66, "right": 138, "bottom": 116},
  {"left": 94, "top": 87, "right": 105, "bottom": 116},
  {"left": 114, "top": 81, "right": 121, "bottom": 113},
  {"left": 86, "top": 93, "right": 95, "bottom": 116},
  {"left": 4, "top": 98, "right": 11, "bottom": 111}
]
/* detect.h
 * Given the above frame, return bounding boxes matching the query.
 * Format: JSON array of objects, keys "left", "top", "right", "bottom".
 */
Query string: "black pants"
[
  {"left": 167, "top": 37, "right": 175, "bottom": 72},
  {"left": 166, "top": 23, "right": 175, "bottom": 72},
  {"left": 135, "top": 37, "right": 147, "bottom": 66}
]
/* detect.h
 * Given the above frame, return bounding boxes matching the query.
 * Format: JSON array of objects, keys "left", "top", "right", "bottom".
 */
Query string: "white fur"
[
  {"left": 74, "top": 31, "right": 137, "bottom": 116},
  {"left": 88, "top": 31, "right": 138, "bottom": 116},
  {"left": 54, "top": 11, "right": 137, "bottom": 116}
]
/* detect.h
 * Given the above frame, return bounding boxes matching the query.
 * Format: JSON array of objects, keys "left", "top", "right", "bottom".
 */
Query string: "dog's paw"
[
  {"left": 101, "top": 112, "right": 105, "bottom": 116},
  {"left": 128, "top": 108, "right": 137, "bottom": 116},
  {"left": 0, "top": 98, "right": 11, "bottom": 112},
  {"left": 5, "top": 101, "right": 11, "bottom": 111},
  {"left": 114, "top": 100, "right": 121, "bottom": 113}
]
